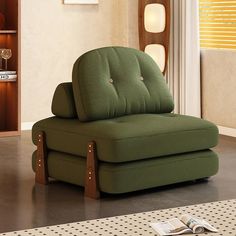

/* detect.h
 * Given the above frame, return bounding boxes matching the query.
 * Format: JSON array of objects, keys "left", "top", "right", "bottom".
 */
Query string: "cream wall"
[
  {"left": 127, "top": 0, "right": 139, "bottom": 49},
  {"left": 21, "top": 0, "right": 139, "bottom": 124},
  {"left": 201, "top": 49, "right": 236, "bottom": 130}
]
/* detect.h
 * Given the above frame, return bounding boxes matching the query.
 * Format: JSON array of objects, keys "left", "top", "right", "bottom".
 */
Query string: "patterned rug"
[{"left": 1, "top": 199, "right": 235, "bottom": 236}]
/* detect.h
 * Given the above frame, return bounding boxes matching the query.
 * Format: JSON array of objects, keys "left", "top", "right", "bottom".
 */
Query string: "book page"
[
  {"left": 180, "top": 214, "right": 218, "bottom": 233},
  {"left": 150, "top": 218, "right": 192, "bottom": 236}
]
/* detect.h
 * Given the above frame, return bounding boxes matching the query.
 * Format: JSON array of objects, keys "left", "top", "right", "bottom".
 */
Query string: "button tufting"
[
  {"left": 140, "top": 76, "right": 144, "bottom": 81},
  {"left": 109, "top": 78, "right": 113, "bottom": 84}
]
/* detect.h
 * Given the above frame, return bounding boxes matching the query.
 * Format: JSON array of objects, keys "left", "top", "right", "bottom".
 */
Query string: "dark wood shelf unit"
[{"left": 0, "top": 0, "right": 20, "bottom": 137}]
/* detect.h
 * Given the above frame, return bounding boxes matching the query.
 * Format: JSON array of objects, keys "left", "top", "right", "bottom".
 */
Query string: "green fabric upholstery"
[
  {"left": 32, "top": 149, "right": 219, "bottom": 194},
  {"left": 32, "top": 113, "right": 218, "bottom": 163},
  {"left": 72, "top": 47, "right": 174, "bottom": 121},
  {"left": 51, "top": 83, "right": 77, "bottom": 118},
  {"left": 32, "top": 46, "right": 219, "bottom": 195}
]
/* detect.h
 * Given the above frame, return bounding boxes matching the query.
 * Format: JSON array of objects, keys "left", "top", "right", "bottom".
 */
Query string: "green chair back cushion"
[
  {"left": 72, "top": 46, "right": 174, "bottom": 121},
  {"left": 51, "top": 83, "right": 77, "bottom": 118}
]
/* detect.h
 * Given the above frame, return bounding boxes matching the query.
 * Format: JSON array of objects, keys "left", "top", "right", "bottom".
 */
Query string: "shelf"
[
  {"left": 0, "top": 30, "right": 17, "bottom": 34},
  {"left": 0, "top": 79, "right": 17, "bottom": 82}
]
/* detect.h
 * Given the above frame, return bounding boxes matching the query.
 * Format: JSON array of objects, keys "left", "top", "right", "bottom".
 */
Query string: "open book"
[{"left": 150, "top": 214, "right": 218, "bottom": 236}]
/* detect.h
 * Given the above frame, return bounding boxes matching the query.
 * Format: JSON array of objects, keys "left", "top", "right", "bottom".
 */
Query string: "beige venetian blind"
[{"left": 199, "top": 0, "right": 236, "bottom": 49}]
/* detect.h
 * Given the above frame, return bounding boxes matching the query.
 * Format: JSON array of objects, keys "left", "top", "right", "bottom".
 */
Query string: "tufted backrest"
[{"left": 72, "top": 47, "right": 174, "bottom": 121}]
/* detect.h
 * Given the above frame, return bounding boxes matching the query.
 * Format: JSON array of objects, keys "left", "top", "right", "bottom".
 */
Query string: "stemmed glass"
[
  {"left": 1, "top": 49, "right": 12, "bottom": 70},
  {"left": 0, "top": 49, "right": 4, "bottom": 70}
]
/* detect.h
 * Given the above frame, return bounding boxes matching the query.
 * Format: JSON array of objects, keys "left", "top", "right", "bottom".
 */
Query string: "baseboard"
[
  {"left": 21, "top": 122, "right": 35, "bottom": 131},
  {"left": 218, "top": 126, "right": 236, "bottom": 138}
]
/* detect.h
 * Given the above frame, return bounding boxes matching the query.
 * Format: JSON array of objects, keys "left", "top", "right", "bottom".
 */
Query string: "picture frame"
[{"left": 64, "top": 0, "right": 98, "bottom": 4}]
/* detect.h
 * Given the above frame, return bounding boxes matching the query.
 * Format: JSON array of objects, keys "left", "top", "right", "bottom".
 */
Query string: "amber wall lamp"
[{"left": 139, "top": 0, "right": 170, "bottom": 74}]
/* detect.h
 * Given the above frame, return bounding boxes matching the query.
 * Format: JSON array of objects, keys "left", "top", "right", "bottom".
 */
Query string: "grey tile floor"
[{"left": 0, "top": 132, "right": 235, "bottom": 233}]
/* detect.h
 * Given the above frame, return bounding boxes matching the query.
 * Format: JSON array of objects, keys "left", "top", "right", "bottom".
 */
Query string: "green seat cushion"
[
  {"left": 32, "top": 150, "right": 219, "bottom": 194},
  {"left": 32, "top": 113, "right": 218, "bottom": 163},
  {"left": 51, "top": 83, "right": 77, "bottom": 118},
  {"left": 72, "top": 47, "right": 174, "bottom": 121}
]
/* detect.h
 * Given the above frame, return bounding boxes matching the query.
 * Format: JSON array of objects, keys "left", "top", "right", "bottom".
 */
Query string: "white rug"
[{"left": 1, "top": 199, "right": 235, "bottom": 236}]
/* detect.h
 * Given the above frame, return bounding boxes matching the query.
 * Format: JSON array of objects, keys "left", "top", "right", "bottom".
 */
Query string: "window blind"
[{"left": 199, "top": 0, "right": 236, "bottom": 49}]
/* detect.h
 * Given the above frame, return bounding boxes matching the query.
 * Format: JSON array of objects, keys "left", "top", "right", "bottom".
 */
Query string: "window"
[{"left": 199, "top": 0, "right": 236, "bottom": 49}]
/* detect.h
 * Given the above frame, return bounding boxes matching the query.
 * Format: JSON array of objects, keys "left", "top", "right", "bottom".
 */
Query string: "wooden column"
[
  {"left": 85, "top": 141, "right": 100, "bottom": 199},
  {"left": 35, "top": 131, "right": 48, "bottom": 185}
]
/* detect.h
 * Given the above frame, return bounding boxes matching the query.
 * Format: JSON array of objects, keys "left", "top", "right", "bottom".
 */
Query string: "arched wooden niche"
[{"left": 139, "top": 0, "right": 170, "bottom": 74}]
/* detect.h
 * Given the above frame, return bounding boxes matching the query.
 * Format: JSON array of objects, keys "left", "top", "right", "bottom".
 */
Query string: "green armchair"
[{"left": 32, "top": 47, "right": 219, "bottom": 199}]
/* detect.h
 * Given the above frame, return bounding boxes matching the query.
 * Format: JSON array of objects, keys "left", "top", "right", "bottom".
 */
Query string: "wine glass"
[
  {"left": 0, "top": 49, "right": 4, "bottom": 70},
  {"left": 1, "top": 49, "right": 12, "bottom": 70}
]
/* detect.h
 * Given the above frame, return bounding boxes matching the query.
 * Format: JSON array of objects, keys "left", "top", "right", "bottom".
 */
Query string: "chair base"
[
  {"left": 35, "top": 132, "right": 100, "bottom": 199},
  {"left": 32, "top": 148, "right": 219, "bottom": 197}
]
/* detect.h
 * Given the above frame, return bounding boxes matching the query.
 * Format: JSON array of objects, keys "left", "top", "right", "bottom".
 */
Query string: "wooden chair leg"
[
  {"left": 85, "top": 141, "right": 100, "bottom": 199},
  {"left": 35, "top": 131, "right": 49, "bottom": 185}
]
